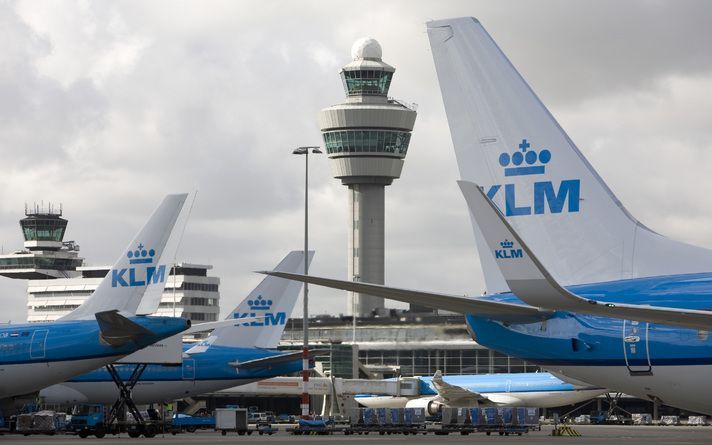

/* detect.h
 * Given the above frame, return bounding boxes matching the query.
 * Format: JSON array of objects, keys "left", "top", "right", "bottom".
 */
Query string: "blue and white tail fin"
[
  {"left": 60, "top": 194, "right": 189, "bottom": 320},
  {"left": 203, "top": 251, "right": 313, "bottom": 349},
  {"left": 427, "top": 17, "right": 712, "bottom": 291}
]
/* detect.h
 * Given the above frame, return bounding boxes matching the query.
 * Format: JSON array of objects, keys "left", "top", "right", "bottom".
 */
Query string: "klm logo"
[
  {"left": 486, "top": 139, "right": 580, "bottom": 217},
  {"left": 495, "top": 239, "right": 523, "bottom": 259},
  {"left": 111, "top": 243, "right": 166, "bottom": 287},
  {"left": 233, "top": 296, "right": 286, "bottom": 326}
]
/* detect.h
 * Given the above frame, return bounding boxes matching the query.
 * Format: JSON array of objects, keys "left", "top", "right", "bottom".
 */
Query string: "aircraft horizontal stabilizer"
[
  {"left": 228, "top": 349, "right": 330, "bottom": 369},
  {"left": 183, "top": 317, "right": 263, "bottom": 335},
  {"left": 432, "top": 370, "right": 488, "bottom": 404},
  {"left": 258, "top": 271, "right": 549, "bottom": 323},
  {"left": 95, "top": 310, "right": 153, "bottom": 347},
  {"left": 459, "top": 180, "right": 712, "bottom": 331}
]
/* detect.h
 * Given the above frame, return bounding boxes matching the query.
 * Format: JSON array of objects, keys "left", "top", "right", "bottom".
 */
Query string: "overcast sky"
[{"left": 1, "top": 0, "right": 712, "bottom": 323}]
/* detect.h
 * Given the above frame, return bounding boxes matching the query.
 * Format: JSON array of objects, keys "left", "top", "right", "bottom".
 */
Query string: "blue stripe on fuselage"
[{"left": 466, "top": 272, "right": 712, "bottom": 367}]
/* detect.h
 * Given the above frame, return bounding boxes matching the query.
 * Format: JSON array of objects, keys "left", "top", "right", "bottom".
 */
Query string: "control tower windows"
[
  {"left": 341, "top": 70, "right": 393, "bottom": 96},
  {"left": 20, "top": 217, "right": 67, "bottom": 242},
  {"left": 323, "top": 130, "right": 411, "bottom": 155}
]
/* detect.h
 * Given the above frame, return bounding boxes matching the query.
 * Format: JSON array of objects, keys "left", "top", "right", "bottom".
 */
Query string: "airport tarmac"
[{"left": 2, "top": 425, "right": 712, "bottom": 444}]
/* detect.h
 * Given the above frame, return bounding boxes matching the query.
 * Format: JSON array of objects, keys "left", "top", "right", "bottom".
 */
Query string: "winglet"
[
  {"left": 457, "top": 180, "right": 580, "bottom": 310},
  {"left": 459, "top": 180, "right": 712, "bottom": 331}
]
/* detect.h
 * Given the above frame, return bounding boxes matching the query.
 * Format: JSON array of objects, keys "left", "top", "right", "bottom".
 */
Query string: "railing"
[{"left": 388, "top": 97, "right": 418, "bottom": 111}]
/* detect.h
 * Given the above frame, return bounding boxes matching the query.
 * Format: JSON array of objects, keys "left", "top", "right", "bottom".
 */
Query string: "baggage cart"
[{"left": 215, "top": 408, "right": 249, "bottom": 436}]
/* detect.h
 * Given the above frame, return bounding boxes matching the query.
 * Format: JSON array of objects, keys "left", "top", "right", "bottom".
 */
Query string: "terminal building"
[
  {"left": 280, "top": 313, "right": 540, "bottom": 378},
  {"left": 25, "top": 263, "right": 219, "bottom": 323},
  {"left": 0, "top": 204, "right": 220, "bottom": 324}
]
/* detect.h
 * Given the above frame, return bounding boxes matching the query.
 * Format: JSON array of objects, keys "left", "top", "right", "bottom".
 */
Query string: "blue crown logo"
[
  {"left": 248, "top": 295, "right": 273, "bottom": 311},
  {"left": 500, "top": 239, "right": 514, "bottom": 249},
  {"left": 498, "top": 139, "right": 551, "bottom": 177},
  {"left": 127, "top": 243, "right": 156, "bottom": 264}
]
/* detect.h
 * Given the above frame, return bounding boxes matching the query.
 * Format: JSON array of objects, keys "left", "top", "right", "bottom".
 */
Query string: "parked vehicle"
[{"left": 171, "top": 413, "right": 215, "bottom": 433}]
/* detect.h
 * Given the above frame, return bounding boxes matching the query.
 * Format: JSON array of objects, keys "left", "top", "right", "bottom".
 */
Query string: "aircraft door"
[
  {"left": 622, "top": 320, "right": 652, "bottom": 375},
  {"left": 30, "top": 329, "right": 49, "bottom": 359},
  {"left": 182, "top": 358, "right": 195, "bottom": 380}
]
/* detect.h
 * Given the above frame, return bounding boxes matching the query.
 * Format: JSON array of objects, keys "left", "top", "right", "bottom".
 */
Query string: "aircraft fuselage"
[{"left": 468, "top": 272, "right": 712, "bottom": 414}]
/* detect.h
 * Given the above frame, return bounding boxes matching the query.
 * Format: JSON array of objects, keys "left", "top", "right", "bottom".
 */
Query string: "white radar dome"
[{"left": 351, "top": 38, "right": 382, "bottom": 60}]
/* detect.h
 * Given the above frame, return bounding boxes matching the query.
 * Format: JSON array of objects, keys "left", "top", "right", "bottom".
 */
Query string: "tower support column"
[{"left": 348, "top": 183, "right": 385, "bottom": 317}]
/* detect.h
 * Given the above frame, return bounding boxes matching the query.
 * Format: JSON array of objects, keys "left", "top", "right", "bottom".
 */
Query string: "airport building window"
[
  {"left": 181, "top": 282, "right": 218, "bottom": 292},
  {"left": 341, "top": 70, "right": 392, "bottom": 96},
  {"left": 182, "top": 312, "right": 217, "bottom": 322},
  {"left": 322, "top": 130, "right": 411, "bottom": 155},
  {"left": 0, "top": 256, "right": 83, "bottom": 271},
  {"left": 170, "top": 267, "right": 207, "bottom": 277},
  {"left": 358, "top": 348, "right": 538, "bottom": 376},
  {"left": 186, "top": 297, "right": 217, "bottom": 306},
  {"left": 30, "top": 304, "right": 81, "bottom": 312}
]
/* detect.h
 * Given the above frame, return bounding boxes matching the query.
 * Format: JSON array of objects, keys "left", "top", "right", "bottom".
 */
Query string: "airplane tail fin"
[
  {"left": 427, "top": 17, "right": 712, "bottom": 291},
  {"left": 206, "top": 251, "right": 313, "bottom": 349},
  {"left": 60, "top": 194, "right": 189, "bottom": 320}
]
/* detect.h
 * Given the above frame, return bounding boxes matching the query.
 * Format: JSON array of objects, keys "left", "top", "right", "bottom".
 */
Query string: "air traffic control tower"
[
  {"left": 0, "top": 204, "right": 83, "bottom": 279},
  {"left": 318, "top": 38, "right": 417, "bottom": 317}
]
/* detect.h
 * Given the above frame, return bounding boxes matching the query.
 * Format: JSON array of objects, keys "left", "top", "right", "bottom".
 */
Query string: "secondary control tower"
[
  {"left": 318, "top": 38, "right": 417, "bottom": 317},
  {"left": 0, "top": 203, "right": 83, "bottom": 279}
]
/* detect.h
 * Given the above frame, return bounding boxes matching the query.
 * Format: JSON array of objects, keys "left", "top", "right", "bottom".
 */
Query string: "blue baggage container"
[
  {"left": 483, "top": 407, "right": 499, "bottom": 425},
  {"left": 387, "top": 408, "right": 403, "bottom": 425},
  {"left": 498, "top": 407, "right": 513, "bottom": 426},
  {"left": 375, "top": 408, "right": 387, "bottom": 425},
  {"left": 469, "top": 408, "right": 481, "bottom": 426},
  {"left": 404, "top": 408, "right": 413, "bottom": 425},
  {"left": 363, "top": 408, "right": 377, "bottom": 425}
]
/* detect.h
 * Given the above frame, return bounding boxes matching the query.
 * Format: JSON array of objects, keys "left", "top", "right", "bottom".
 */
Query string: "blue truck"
[
  {"left": 67, "top": 405, "right": 107, "bottom": 438},
  {"left": 171, "top": 413, "right": 216, "bottom": 433}
]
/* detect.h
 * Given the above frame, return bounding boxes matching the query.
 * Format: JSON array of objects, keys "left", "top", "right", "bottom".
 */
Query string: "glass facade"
[
  {"left": 323, "top": 129, "right": 410, "bottom": 155},
  {"left": 183, "top": 312, "right": 218, "bottom": 321},
  {"left": 20, "top": 216, "right": 67, "bottom": 242},
  {"left": 341, "top": 69, "right": 392, "bottom": 96},
  {"left": 0, "top": 256, "right": 83, "bottom": 271},
  {"left": 359, "top": 349, "right": 539, "bottom": 376}
]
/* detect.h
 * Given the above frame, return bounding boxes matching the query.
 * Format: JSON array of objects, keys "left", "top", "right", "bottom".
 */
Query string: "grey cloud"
[{"left": 0, "top": 0, "right": 711, "bottom": 322}]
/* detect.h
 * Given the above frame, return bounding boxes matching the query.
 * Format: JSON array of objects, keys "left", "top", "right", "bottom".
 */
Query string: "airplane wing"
[
  {"left": 458, "top": 180, "right": 712, "bottom": 331},
  {"left": 95, "top": 310, "right": 153, "bottom": 347},
  {"left": 256, "top": 271, "right": 549, "bottom": 323},
  {"left": 228, "top": 349, "right": 330, "bottom": 369},
  {"left": 431, "top": 370, "right": 489, "bottom": 404}
]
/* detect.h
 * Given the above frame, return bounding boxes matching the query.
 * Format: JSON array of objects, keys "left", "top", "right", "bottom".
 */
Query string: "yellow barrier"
[{"left": 552, "top": 425, "right": 581, "bottom": 436}]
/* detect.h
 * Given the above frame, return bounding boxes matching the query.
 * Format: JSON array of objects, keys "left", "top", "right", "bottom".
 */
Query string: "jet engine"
[{"left": 404, "top": 398, "right": 443, "bottom": 416}]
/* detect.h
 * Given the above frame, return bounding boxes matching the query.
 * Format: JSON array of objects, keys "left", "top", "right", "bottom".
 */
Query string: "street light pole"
[{"left": 292, "top": 145, "right": 322, "bottom": 418}]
